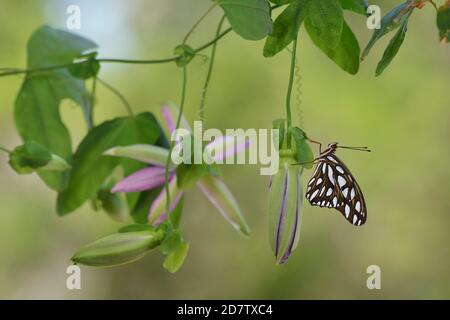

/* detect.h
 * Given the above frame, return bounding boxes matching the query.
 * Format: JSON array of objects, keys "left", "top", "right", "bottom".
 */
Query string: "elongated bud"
[
  {"left": 104, "top": 144, "right": 169, "bottom": 167},
  {"left": 71, "top": 230, "right": 164, "bottom": 267},
  {"left": 269, "top": 160, "right": 303, "bottom": 264}
]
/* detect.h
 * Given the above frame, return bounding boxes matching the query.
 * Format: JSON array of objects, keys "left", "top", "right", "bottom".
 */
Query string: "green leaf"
[
  {"left": 118, "top": 224, "right": 154, "bottom": 233},
  {"left": 269, "top": 0, "right": 294, "bottom": 4},
  {"left": 128, "top": 189, "right": 163, "bottom": 224},
  {"left": 361, "top": 1, "right": 414, "bottom": 60},
  {"left": 163, "top": 242, "right": 189, "bottom": 273},
  {"left": 272, "top": 119, "right": 286, "bottom": 149},
  {"left": 174, "top": 44, "right": 196, "bottom": 67},
  {"left": 217, "top": 0, "right": 273, "bottom": 40},
  {"left": 169, "top": 196, "right": 185, "bottom": 228},
  {"left": 306, "top": 0, "right": 343, "bottom": 49},
  {"left": 289, "top": 127, "right": 314, "bottom": 169},
  {"left": 160, "top": 229, "right": 183, "bottom": 255},
  {"left": 176, "top": 163, "right": 219, "bottom": 190},
  {"left": 9, "top": 141, "right": 51, "bottom": 174},
  {"left": 305, "top": 19, "right": 360, "bottom": 74},
  {"left": 263, "top": 0, "right": 309, "bottom": 57},
  {"left": 338, "top": 0, "right": 368, "bottom": 15},
  {"left": 68, "top": 57, "right": 100, "bottom": 79},
  {"left": 27, "top": 26, "right": 97, "bottom": 68},
  {"left": 57, "top": 113, "right": 160, "bottom": 215},
  {"left": 95, "top": 188, "right": 124, "bottom": 219},
  {"left": 71, "top": 230, "right": 164, "bottom": 267},
  {"left": 437, "top": 1, "right": 450, "bottom": 43},
  {"left": 15, "top": 26, "right": 97, "bottom": 190},
  {"left": 375, "top": 19, "right": 409, "bottom": 77}
]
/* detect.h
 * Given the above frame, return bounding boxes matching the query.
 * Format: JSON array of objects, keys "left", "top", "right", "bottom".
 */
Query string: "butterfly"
[{"left": 305, "top": 142, "right": 370, "bottom": 226}]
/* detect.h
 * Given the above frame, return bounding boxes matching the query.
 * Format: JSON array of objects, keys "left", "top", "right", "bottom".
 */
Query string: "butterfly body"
[{"left": 305, "top": 143, "right": 367, "bottom": 226}]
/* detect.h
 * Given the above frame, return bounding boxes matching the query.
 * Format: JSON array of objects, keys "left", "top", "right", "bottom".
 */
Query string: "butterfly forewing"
[{"left": 306, "top": 153, "right": 367, "bottom": 226}]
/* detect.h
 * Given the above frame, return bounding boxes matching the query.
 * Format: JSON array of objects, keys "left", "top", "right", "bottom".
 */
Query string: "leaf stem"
[
  {"left": 97, "top": 78, "right": 134, "bottom": 117},
  {"left": 164, "top": 66, "right": 187, "bottom": 220},
  {"left": 286, "top": 36, "right": 298, "bottom": 148},
  {"left": 198, "top": 14, "right": 226, "bottom": 122},
  {"left": 183, "top": 2, "right": 218, "bottom": 45}
]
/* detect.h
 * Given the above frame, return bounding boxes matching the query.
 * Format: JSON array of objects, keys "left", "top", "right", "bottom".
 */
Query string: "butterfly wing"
[
  {"left": 305, "top": 160, "right": 344, "bottom": 209},
  {"left": 306, "top": 154, "right": 367, "bottom": 226}
]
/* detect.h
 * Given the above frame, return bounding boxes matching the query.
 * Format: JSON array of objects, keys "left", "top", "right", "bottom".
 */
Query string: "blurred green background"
[{"left": 0, "top": 0, "right": 449, "bottom": 299}]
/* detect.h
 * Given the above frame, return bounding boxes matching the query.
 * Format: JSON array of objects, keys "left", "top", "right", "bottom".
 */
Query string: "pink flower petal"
[
  {"left": 197, "top": 175, "right": 250, "bottom": 236},
  {"left": 111, "top": 166, "right": 169, "bottom": 193},
  {"left": 205, "top": 135, "right": 251, "bottom": 163},
  {"left": 148, "top": 176, "right": 183, "bottom": 225},
  {"left": 161, "top": 105, "right": 176, "bottom": 134}
]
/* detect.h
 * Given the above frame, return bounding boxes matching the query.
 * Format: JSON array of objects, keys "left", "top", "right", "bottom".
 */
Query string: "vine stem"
[
  {"left": 164, "top": 66, "right": 187, "bottom": 219},
  {"left": 198, "top": 14, "right": 226, "bottom": 122},
  {"left": 0, "top": 28, "right": 232, "bottom": 78},
  {"left": 0, "top": 4, "right": 284, "bottom": 78},
  {"left": 89, "top": 76, "right": 97, "bottom": 128},
  {"left": 97, "top": 78, "right": 134, "bottom": 116},
  {"left": 0, "top": 146, "right": 11, "bottom": 154},
  {"left": 183, "top": 2, "right": 218, "bottom": 45},
  {"left": 286, "top": 36, "right": 298, "bottom": 148}
]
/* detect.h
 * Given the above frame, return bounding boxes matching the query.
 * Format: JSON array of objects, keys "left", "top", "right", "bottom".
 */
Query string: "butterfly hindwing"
[
  {"left": 306, "top": 160, "right": 343, "bottom": 209},
  {"left": 306, "top": 153, "right": 367, "bottom": 226}
]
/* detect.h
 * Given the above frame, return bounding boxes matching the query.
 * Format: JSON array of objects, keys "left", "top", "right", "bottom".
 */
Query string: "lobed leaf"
[
  {"left": 338, "top": 0, "right": 368, "bottom": 15},
  {"left": 15, "top": 26, "right": 98, "bottom": 190},
  {"left": 217, "top": 0, "right": 273, "bottom": 40},
  {"left": 305, "top": 19, "right": 360, "bottom": 74},
  {"left": 263, "top": 0, "right": 309, "bottom": 57},
  {"left": 57, "top": 113, "right": 160, "bottom": 215},
  {"left": 306, "top": 0, "right": 344, "bottom": 50}
]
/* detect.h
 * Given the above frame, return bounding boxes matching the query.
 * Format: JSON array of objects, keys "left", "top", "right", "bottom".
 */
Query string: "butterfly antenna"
[{"left": 338, "top": 146, "right": 371, "bottom": 152}]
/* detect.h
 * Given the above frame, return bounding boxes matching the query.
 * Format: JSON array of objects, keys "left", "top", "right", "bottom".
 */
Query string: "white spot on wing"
[
  {"left": 355, "top": 201, "right": 361, "bottom": 212},
  {"left": 350, "top": 188, "right": 355, "bottom": 200},
  {"left": 327, "top": 156, "right": 338, "bottom": 163},
  {"left": 316, "top": 178, "right": 323, "bottom": 185},
  {"left": 326, "top": 188, "right": 333, "bottom": 196},
  {"left": 327, "top": 166, "right": 335, "bottom": 185},
  {"left": 345, "top": 205, "right": 350, "bottom": 217},
  {"left": 336, "top": 166, "right": 344, "bottom": 174},
  {"left": 353, "top": 215, "right": 358, "bottom": 224},
  {"left": 308, "top": 178, "right": 315, "bottom": 186},
  {"left": 320, "top": 186, "right": 326, "bottom": 196},
  {"left": 310, "top": 189, "right": 319, "bottom": 200},
  {"left": 338, "top": 176, "right": 346, "bottom": 187},
  {"left": 342, "top": 188, "right": 348, "bottom": 198}
]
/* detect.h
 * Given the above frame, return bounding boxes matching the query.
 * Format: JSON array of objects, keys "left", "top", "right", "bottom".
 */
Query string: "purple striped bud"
[{"left": 269, "top": 159, "right": 303, "bottom": 264}]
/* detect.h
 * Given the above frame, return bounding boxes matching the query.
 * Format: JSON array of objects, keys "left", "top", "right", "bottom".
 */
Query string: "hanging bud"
[
  {"left": 269, "top": 159, "right": 303, "bottom": 264},
  {"left": 71, "top": 230, "right": 165, "bottom": 267}
]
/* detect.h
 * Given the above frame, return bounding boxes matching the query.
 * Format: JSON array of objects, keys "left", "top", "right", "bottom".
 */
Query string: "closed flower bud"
[{"left": 269, "top": 159, "right": 303, "bottom": 264}]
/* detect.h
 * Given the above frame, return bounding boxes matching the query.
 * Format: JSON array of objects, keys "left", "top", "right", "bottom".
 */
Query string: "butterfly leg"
[{"left": 307, "top": 138, "right": 322, "bottom": 154}]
